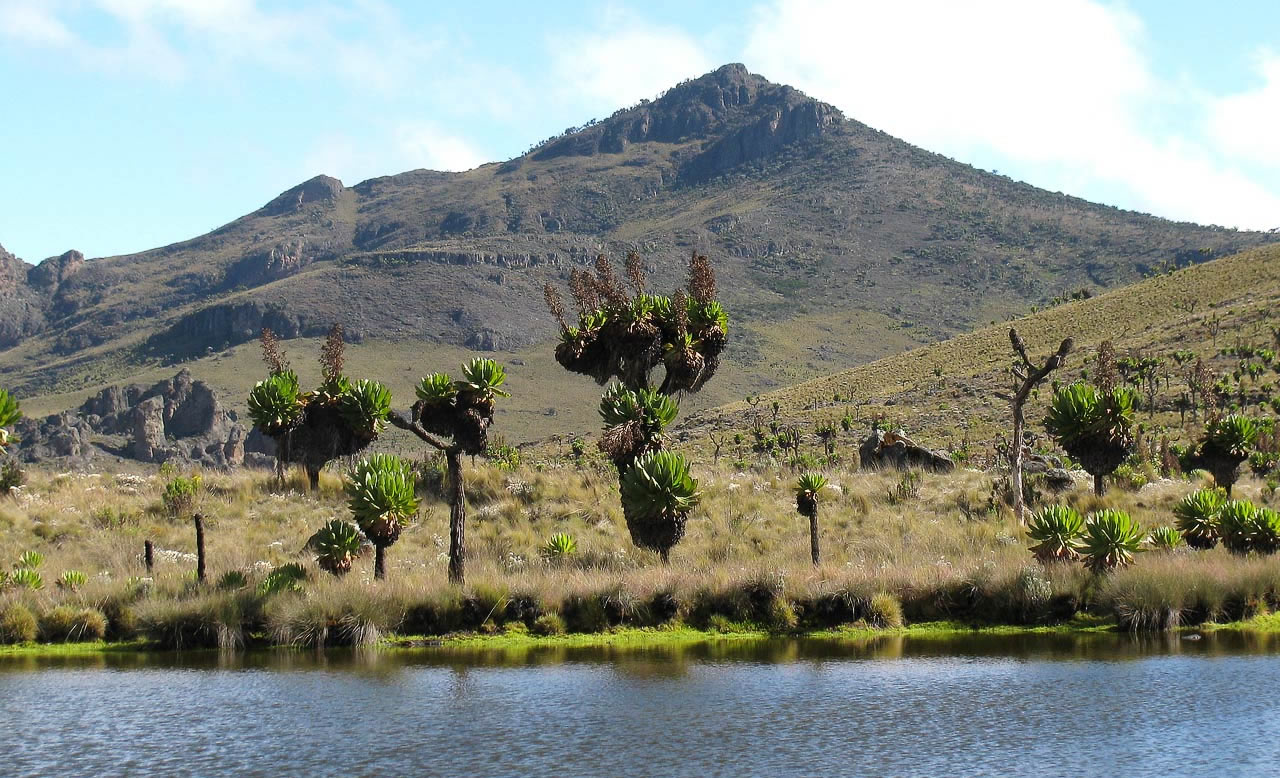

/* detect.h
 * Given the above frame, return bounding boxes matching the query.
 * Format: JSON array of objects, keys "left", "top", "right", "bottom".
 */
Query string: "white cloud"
[
  {"left": 394, "top": 123, "right": 487, "bottom": 172},
  {"left": 549, "top": 10, "right": 714, "bottom": 114},
  {"left": 0, "top": 0, "right": 431, "bottom": 89},
  {"left": 303, "top": 123, "right": 488, "bottom": 185},
  {"left": 742, "top": 0, "right": 1280, "bottom": 229},
  {"left": 1207, "top": 51, "right": 1280, "bottom": 170},
  {"left": 0, "top": 1, "right": 75, "bottom": 46}
]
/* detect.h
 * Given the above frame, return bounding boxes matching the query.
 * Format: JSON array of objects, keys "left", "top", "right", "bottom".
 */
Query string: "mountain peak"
[
  {"left": 260, "top": 174, "right": 345, "bottom": 217},
  {"left": 530, "top": 63, "right": 842, "bottom": 168}
]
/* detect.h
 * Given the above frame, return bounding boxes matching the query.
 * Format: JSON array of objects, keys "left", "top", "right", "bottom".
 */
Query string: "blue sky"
[{"left": 1, "top": 0, "right": 1278, "bottom": 262}]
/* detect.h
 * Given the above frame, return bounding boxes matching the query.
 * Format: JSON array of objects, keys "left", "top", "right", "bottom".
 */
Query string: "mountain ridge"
[{"left": 0, "top": 63, "right": 1271, "bottom": 408}]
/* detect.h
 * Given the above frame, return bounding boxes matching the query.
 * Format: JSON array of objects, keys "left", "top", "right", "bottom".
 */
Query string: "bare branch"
[{"left": 388, "top": 411, "right": 454, "bottom": 453}]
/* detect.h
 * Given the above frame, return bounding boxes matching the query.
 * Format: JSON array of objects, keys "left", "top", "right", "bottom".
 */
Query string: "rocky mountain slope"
[{"left": 0, "top": 63, "right": 1270, "bottom": 413}]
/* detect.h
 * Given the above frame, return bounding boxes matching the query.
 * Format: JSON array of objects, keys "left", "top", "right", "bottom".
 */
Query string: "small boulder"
[{"left": 859, "top": 429, "right": 955, "bottom": 473}]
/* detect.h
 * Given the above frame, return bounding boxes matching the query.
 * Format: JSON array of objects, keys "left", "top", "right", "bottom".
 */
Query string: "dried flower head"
[
  {"left": 672, "top": 289, "right": 689, "bottom": 338},
  {"left": 260, "top": 327, "right": 289, "bottom": 375},
  {"left": 569, "top": 268, "right": 600, "bottom": 313},
  {"left": 593, "top": 254, "right": 629, "bottom": 308},
  {"left": 687, "top": 251, "right": 716, "bottom": 303},
  {"left": 544, "top": 283, "right": 568, "bottom": 331},
  {"left": 625, "top": 252, "right": 646, "bottom": 296},
  {"left": 321, "top": 323, "right": 345, "bottom": 382}
]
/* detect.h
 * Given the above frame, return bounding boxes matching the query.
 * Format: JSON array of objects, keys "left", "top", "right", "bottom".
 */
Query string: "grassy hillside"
[
  {"left": 1, "top": 64, "right": 1267, "bottom": 413},
  {"left": 678, "top": 243, "right": 1280, "bottom": 461}
]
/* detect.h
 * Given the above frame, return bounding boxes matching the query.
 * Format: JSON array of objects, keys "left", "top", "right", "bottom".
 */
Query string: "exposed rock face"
[
  {"left": 859, "top": 429, "right": 955, "bottom": 473},
  {"left": 132, "top": 396, "right": 167, "bottom": 462},
  {"left": 532, "top": 63, "right": 842, "bottom": 168},
  {"left": 13, "top": 412, "right": 93, "bottom": 460},
  {"left": 150, "top": 301, "right": 322, "bottom": 356},
  {"left": 14, "top": 369, "right": 246, "bottom": 467},
  {"left": 260, "top": 174, "right": 344, "bottom": 216},
  {"left": 0, "top": 244, "right": 49, "bottom": 348},
  {"left": 27, "top": 249, "right": 85, "bottom": 292}
]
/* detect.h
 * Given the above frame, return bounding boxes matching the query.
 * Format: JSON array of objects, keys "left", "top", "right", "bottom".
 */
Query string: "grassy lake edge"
[{"left": 5, "top": 614, "right": 1280, "bottom": 659}]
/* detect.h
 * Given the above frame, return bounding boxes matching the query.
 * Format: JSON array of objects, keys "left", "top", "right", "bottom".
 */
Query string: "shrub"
[
  {"left": 1026, "top": 505, "right": 1084, "bottom": 562},
  {"left": 57, "top": 570, "right": 87, "bottom": 591},
  {"left": 1219, "top": 500, "right": 1280, "bottom": 555},
  {"left": 99, "top": 595, "right": 140, "bottom": 641},
  {"left": 137, "top": 593, "right": 253, "bottom": 650},
  {"left": 0, "top": 459, "right": 25, "bottom": 494},
  {"left": 1081, "top": 509, "right": 1143, "bottom": 573},
  {"left": 161, "top": 474, "right": 201, "bottom": 518},
  {"left": 1218, "top": 500, "right": 1259, "bottom": 555},
  {"left": 258, "top": 563, "right": 308, "bottom": 596},
  {"left": 267, "top": 588, "right": 402, "bottom": 647},
  {"left": 1174, "top": 488, "right": 1226, "bottom": 549},
  {"left": 0, "top": 603, "right": 37, "bottom": 643},
  {"left": 216, "top": 570, "right": 249, "bottom": 590},
  {"left": 540, "top": 532, "right": 578, "bottom": 562},
  {"left": 308, "top": 519, "right": 365, "bottom": 577},
  {"left": 1254, "top": 508, "right": 1280, "bottom": 554},
  {"left": 867, "top": 592, "right": 904, "bottom": 628},
  {"left": 39, "top": 606, "right": 107, "bottom": 642},
  {"left": 15, "top": 550, "right": 43, "bottom": 569},
  {"left": 8, "top": 568, "right": 43, "bottom": 590},
  {"left": 0, "top": 389, "right": 21, "bottom": 448},
  {"left": 1147, "top": 526, "right": 1183, "bottom": 552},
  {"left": 531, "top": 612, "right": 566, "bottom": 636}
]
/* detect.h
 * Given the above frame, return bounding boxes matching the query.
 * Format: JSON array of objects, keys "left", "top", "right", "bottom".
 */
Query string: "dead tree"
[{"left": 997, "top": 329, "right": 1072, "bottom": 524}]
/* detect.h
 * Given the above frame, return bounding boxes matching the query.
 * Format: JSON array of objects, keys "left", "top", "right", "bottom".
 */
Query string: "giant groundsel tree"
[
  {"left": 388, "top": 357, "right": 508, "bottom": 584},
  {"left": 1043, "top": 382, "right": 1137, "bottom": 496},
  {"left": 247, "top": 325, "right": 391, "bottom": 490},
  {"left": 544, "top": 251, "right": 725, "bottom": 561}
]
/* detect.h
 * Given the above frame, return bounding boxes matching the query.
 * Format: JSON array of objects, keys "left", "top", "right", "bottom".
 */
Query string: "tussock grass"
[{"left": 1, "top": 457, "right": 1278, "bottom": 643}]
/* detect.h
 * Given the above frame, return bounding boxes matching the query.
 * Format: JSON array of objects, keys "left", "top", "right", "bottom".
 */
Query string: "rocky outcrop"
[
  {"left": 1021, "top": 450, "right": 1074, "bottom": 491},
  {"left": 149, "top": 301, "right": 335, "bottom": 357},
  {"left": 532, "top": 63, "right": 843, "bottom": 168},
  {"left": 14, "top": 369, "right": 246, "bottom": 467},
  {"left": 12, "top": 412, "right": 94, "bottom": 460},
  {"left": 27, "top": 249, "right": 85, "bottom": 292},
  {"left": 0, "top": 244, "right": 49, "bottom": 348},
  {"left": 132, "top": 396, "right": 167, "bottom": 462},
  {"left": 260, "top": 175, "right": 344, "bottom": 216},
  {"left": 859, "top": 429, "right": 955, "bottom": 473},
  {"left": 680, "top": 97, "right": 840, "bottom": 183}
]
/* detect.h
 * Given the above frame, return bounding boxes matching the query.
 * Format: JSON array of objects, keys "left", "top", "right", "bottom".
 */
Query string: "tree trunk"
[
  {"left": 1011, "top": 405, "right": 1026, "bottom": 524},
  {"left": 1093, "top": 472, "right": 1105, "bottom": 497},
  {"left": 144, "top": 539, "right": 154, "bottom": 573},
  {"left": 659, "top": 548, "right": 670, "bottom": 565},
  {"left": 809, "top": 509, "right": 820, "bottom": 566},
  {"left": 447, "top": 451, "right": 466, "bottom": 585},
  {"left": 306, "top": 465, "right": 320, "bottom": 492},
  {"left": 374, "top": 545, "right": 386, "bottom": 580},
  {"left": 193, "top": 513, "right": 206, "bottom": 584}
]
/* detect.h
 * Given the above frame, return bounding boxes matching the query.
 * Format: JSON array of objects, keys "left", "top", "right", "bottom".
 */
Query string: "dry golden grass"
[{"left": 2, "top": 453, "right": 1278, "bottom": 644}]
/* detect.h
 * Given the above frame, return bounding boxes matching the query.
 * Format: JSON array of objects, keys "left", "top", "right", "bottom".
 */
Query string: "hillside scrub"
[{"left": 1, "top": 456, "right": 1279, "bottom": 648}]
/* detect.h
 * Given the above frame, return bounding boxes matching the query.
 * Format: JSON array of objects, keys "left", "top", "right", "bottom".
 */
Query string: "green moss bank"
[{"left": 5, "top": 615, "right": 1280, "bottom": 660}]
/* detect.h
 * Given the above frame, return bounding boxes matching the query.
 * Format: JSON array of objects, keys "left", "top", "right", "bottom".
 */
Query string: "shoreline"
[{"left": 4, "top": 615, "right": 1279, "bottom": 659}]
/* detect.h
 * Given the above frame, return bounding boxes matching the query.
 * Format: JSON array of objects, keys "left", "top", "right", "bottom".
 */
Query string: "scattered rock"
[
  {"left": 859, "top": 429, "right": 955, "bottom": 473},
  {"left": 15, "top": 369, "right": 247, "bottom": 468}
]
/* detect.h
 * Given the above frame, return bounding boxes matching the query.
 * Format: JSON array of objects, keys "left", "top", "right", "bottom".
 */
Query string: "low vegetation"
[{"left": 0, "top": 448, "right": 1278, "bottom": 650}]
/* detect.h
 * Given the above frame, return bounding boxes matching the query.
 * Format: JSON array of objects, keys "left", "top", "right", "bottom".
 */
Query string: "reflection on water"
[
  {"left": 2, "top": 631, "right": 1279, "bottom": 776},
  {"left": 3, "top": 629, "right": 1276, "bottom": 674}
]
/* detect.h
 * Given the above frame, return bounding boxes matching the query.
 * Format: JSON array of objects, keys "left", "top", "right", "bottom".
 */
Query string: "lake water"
[{"left": 3, "top": 632, "right": 1279, "bottom": 777}]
